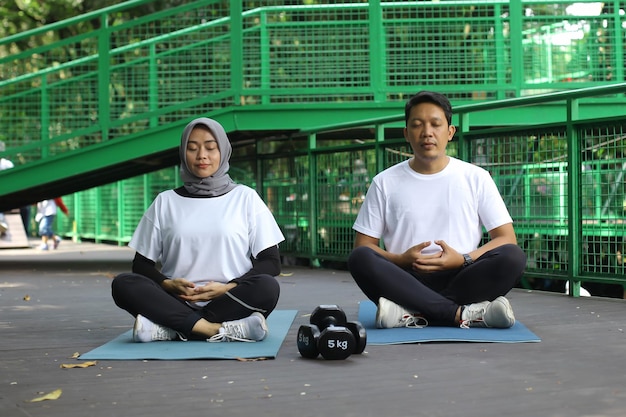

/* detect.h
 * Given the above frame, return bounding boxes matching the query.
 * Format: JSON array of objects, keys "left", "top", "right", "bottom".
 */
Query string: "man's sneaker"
[
  {"left": 53, "top": 237, "right": 61, "bottom": 250},
  {"left": 133, "top": 314, "right": 179, "bottom": 342},
  {"left": 375, "top": 297, "right": 428, "bottom": 329},
  {"left": 39, "top": 244, "right": 49, "bottom": 251},
  {"left": 208, "top": 312, "right": 268, "bottom": 342},
  {"left": 460, "top": 296, "right": 515, "bottom": 329}
]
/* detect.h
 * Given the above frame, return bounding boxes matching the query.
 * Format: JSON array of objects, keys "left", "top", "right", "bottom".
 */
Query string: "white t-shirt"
[
  {"left": 37, "top": 199, "right": 58, "bottom": 217},
  {"left": 0, "top": 158, "right": 14, "bottom": 171},
  {"left": 129, "top": 185, "right": 284, "bottom": 285},
  {"left": 353, "top": 158, "right": 512, "bottom": 255}
]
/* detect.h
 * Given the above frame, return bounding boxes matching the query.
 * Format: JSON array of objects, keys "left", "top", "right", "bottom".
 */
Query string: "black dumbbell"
[{"left": 297, "top": 305, "right": 367, "bottom": 360}]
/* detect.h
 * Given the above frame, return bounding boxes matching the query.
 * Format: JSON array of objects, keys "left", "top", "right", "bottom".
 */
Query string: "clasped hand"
[
  {"left": 404, "top": 240, "right": 463, "bottom": 272},
  {"left": 162, "top": 278, "right": 232, "bottom": 302}
]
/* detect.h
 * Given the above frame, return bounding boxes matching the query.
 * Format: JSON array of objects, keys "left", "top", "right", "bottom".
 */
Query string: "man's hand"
[{"left": 410, "top": 240, "right": 464, "bottom": 272}]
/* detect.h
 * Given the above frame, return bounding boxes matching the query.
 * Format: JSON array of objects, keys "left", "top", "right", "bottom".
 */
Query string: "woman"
[{"left": 112, "top": 118, "right": 284, "bottom": 342}]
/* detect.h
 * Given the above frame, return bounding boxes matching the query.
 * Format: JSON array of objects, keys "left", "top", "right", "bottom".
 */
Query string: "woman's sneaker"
[
  {"left": 375, "top": 297, "right": 428, "bottom": 329},
  {"left": 209, "top": 312, "right": 268, "bottom": 342},
  {"left": 460, "top": 296, "right": 515, "bottom": 329},
  {"left": 133, "top": 314, "right": 180, "bottom": 342}
]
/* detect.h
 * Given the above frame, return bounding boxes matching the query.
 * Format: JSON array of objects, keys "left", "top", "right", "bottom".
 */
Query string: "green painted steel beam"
[{"left": 0, "top": 122, "right": 185, "bottom": 211}]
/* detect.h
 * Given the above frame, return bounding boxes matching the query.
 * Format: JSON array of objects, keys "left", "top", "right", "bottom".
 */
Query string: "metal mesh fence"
[
  {"left": 579, "top": 124, "right": 626, "bottom": 296},
  {"left": 1, "top": 1, "right": 625, "bottom": 170},
  {"left": 3, "top": 1, "right": 626, "bottom": 296},
  {"left": 261, "top": 154, "right": 311, "bottom": 256},
  {"left": 383, "top": 2, "right": 507, "bottom": 98},
  {"left": 522, "top": 2, "right": 620, "bottom": 87},
  {"left": 316, "top": 149, "right": 370, "bottom": 258},
  {"left": 50, "top": 105, "right": 626, "bottom": 298},
  {"left": 472, "top": 128, "right": 570, "bottom": 292}
]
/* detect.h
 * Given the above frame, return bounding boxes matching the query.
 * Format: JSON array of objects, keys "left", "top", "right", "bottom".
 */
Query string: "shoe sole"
[
  {"left": 132, "top": 314, "right": 146, "bottom": 342},
  {"left": 485, "top": 296, "right": 515, "bottom": 328},
  {"left": 375, "top": 298, "right": 388, "bottom": 328},
  {"left": 375, "top": 297, "right": 407, "bottom": 329},
  {"left": 252, "top": 312, "right": 269, "bottom": 341}
]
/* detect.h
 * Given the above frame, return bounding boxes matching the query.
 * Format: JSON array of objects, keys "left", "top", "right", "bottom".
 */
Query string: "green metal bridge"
[{"left": 1, "top": 0, "right": 625, "bottom": 296}]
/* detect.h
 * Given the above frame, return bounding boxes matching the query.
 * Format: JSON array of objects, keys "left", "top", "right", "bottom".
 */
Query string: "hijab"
[{"left": 179, "top": 117, "right": 238, "bottom": 197}]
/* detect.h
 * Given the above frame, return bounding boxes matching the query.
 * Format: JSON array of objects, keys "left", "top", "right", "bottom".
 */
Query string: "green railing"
[
  {"left": 2, "top": 0, "right": 626, "bottom": 296},
  {"left": 52, "top": 84, "right": 626, "bottom": 298},
  {"left": 0, "top": 0, "right": 624, "bottom": 174}
]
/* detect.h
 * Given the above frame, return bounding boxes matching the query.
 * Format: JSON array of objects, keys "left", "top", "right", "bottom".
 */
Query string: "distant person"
[
  {"left": 0, "top": 141, "right": 33, "bottom": 236},
  {"left": 35, "top": 198, "right": 69, "bottom": 250},
  {"left": 0, "top": 141, "right": 15, "bottom": 235},
  {"left": 111, "top": 117, "right": 284, "bottom": 343},
  {"left": 20, "top": 206, "right": 31, "bottom": 236},
  {"left": 347, "top": 91, "right": 526, "bottom": 329}
]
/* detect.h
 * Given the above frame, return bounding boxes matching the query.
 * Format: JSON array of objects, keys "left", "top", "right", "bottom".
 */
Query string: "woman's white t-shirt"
[
  {"left": 353, "top": 158, "right": 512, "bottom": 255},
  {"left": 129, "top": 185, "right": 284, "bottom": 285}
]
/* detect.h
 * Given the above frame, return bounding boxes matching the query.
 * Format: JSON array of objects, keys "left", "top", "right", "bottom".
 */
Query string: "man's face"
[{"left": 403, "top": 102, "right": 456, "bottom": 167}]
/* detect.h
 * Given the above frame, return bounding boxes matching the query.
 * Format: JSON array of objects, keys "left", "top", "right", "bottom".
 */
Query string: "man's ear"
[{"left": 448, "top": 125, "right": 457, "bottom": 140}]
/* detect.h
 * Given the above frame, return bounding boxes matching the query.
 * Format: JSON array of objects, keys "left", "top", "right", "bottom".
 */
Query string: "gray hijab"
[{"left": 179, "top": 117, "right": 238, "bottom": 197}]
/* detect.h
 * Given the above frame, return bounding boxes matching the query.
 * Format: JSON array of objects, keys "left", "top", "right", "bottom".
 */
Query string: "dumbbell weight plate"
[
  {"left": 297, "top": 324, "right": 321, "bottom": 359},
  {"left": 310, "top": 305, "right": 347, "bottom": 328},
  {"left": 346, "top": 321, "right": 367, "bottom": 354},
  {"left": 317, "top": 326, "right": 355, "bottom": 360}
]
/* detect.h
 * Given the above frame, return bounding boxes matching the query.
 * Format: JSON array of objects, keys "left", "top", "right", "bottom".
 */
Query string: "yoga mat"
[
  {"left": 80, "top": 310, "right": 297, "bottom": 360},
  {"left": 358, "top": 301, "right": 540, "bottom": 344}
]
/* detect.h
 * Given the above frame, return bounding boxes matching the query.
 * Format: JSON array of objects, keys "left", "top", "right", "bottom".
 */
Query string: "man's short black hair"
[{"left": 404, "top": 91, "right": 453, "bottom": 126}]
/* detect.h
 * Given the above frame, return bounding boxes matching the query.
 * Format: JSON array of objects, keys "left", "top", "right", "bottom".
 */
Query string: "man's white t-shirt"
[
  {"left": 129, "top": 185, "right": 284, "bottom": 285},
  {"left": 353, "top": 158, "right": 512, "bottom": 255}
]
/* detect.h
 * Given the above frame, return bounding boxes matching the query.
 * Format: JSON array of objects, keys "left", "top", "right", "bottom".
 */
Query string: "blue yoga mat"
[
  {"left": 80, "top": 310, "right": 297, "bottom": 360},
  {"left": 358, "top": 301, "right": 540, "bottom": 344}
]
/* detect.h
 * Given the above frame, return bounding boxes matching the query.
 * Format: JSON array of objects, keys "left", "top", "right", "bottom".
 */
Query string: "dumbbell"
[{"left": 297, "top": 305, "right": 367, "bottom": 360}]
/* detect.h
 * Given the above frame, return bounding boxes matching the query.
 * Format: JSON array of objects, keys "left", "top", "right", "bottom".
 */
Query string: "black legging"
[
  {"left": 347, "top": 244, "right": 526, "bottom": 326},
  {"left": 111, "top": 273, "right": 280, "bottom": 338}
]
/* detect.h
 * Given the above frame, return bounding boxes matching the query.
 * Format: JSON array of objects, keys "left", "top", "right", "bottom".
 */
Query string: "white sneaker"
[
  {"left": 375, "top": 297, "right": 428, "bottom": 329},
  {"left": 132, "top": 314, "right": 179, "bottom": 342},
  {"left": 460, "top": 296, "right": 515, "bottom": 329},
  {"left": 208, "top": 312, "right": 268, "bottom": 342}
]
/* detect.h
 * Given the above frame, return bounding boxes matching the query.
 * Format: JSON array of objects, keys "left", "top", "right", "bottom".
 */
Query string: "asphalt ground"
[{"left": 1, "top": 239, "right": 625, "bottom": 417}]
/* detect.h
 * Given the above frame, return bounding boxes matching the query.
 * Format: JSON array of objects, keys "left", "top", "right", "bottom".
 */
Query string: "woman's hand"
[
  {"left": 161, "top": 278, "right": 197, "bottom": 296},
  {"left": 178, "top": 281, "right": 237, "bottom": 302}
]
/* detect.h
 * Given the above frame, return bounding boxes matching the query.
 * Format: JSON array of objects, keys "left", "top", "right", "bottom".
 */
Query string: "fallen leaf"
[
  {"left": 23, "top": 295, "right": 31, "bottom": 301},
  {"left": 70, "top": 352, "right": 80, "bottom": 359},
  {"left": 29, "top": 389, "right": 62, "bottom": 402},
  {"left": 279, "top": 272, "right": 293, "bottom": 277},
  {"left": 60, "top": 361, "right": 97, "bottom": 369}
]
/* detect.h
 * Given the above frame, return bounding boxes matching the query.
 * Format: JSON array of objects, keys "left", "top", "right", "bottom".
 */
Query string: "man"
[{"left": 347, "top": 91, "right": 526, "bottom": 329}]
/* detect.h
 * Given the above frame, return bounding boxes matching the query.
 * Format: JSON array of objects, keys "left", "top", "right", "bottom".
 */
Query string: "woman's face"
[{"left": 185, "top": 127, "right": 221, "bottom": 178}]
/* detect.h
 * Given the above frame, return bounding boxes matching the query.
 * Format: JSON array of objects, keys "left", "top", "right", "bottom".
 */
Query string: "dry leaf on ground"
[
  {"left": 60, "top": 361, "right": 97, "bottom": 369},
  {"left": 28, "top": 389, "right": 62, "bottom": 402}
]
